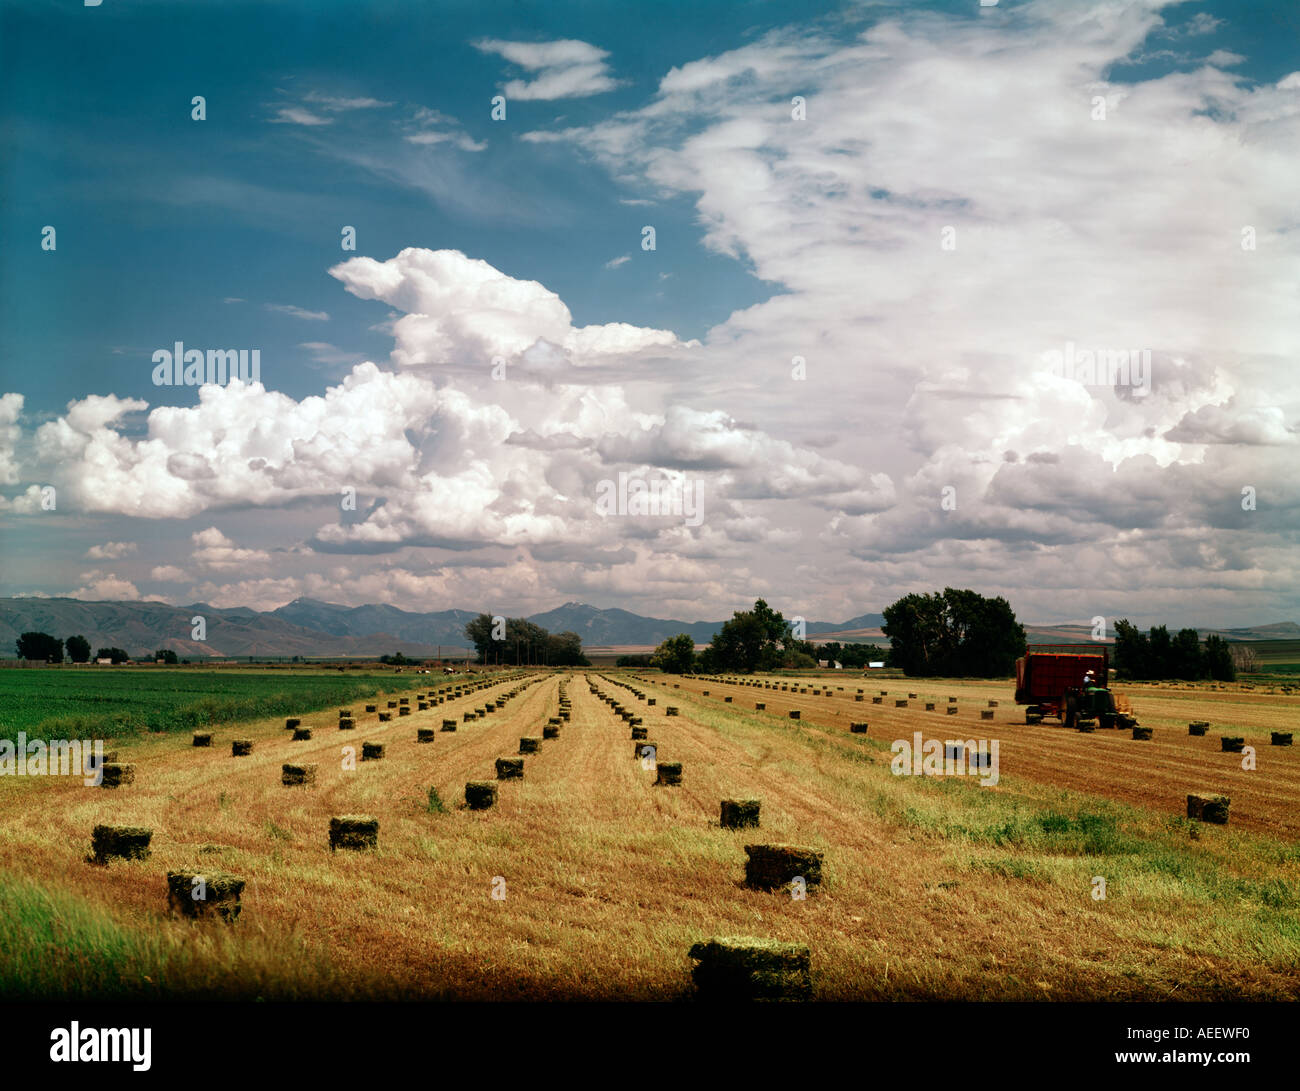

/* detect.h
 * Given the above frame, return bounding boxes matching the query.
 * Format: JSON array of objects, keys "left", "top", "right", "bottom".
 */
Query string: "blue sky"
[{"left": 1, "top": 0, "right": 1297, "bottom": 628}]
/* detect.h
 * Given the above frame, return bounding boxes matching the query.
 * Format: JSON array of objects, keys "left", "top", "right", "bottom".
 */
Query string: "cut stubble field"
[{"left": 1, "top": 668, "right": 1297, "bottom": 1001}]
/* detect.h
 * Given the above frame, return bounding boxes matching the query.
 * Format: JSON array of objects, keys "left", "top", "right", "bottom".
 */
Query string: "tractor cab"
[{"left": 1064, "top": 684, "right": 1135, "bottom": 730}]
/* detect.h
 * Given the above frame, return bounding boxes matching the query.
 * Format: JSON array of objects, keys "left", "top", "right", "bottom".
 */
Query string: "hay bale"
[
  {"left": 100, "top": 763, "right": 135, "bottom": 789},
  {"left": 849, "top": 722, "right": 868, "bottom": 734},
  {"left": 980, "top": 710, "right": 994, "bottom": 721},
  {"left": 945, "top": 706, "right": 958, "bottom": 716},
  {"left": 872, "top": 696, "right": 882, "bottom": 705},
  {"left": 285, "top": 718, "right": 301, "bottom": 730},
  {"left": 1187, "top": 793, "right": 1230, "bottom": 824},
  {"left": 495, "top": 757, "right": 524, "bottom": 780},
  {"left": 1131, "top": 726, "right": 1153, "bottom": 740},
  {"left": 724, "top": 696, "right": 733, "bottom": 703},
  {"left": 417, "top": 728, "right": 436, "bottom": 743},
  {"left": 339, "top": 718, "right": 355, "bottom": 730},
  {"left": 632, "top": 725, "right": 648, "bottom": 740},
  {"left": 361, "top": 742, "right": 385, "bottom": 761},
  {"left": 166, "top": 870, "right": 245, "bottom": 920},
  {"left": 948, "top": 697, "right": 957, "bottom": 703},
  {"left": 907, "top": 692, "right": 917, "bottom": 699},
  {"left": 720, "top": 799, "right": 761, "bottom": 829},
  {"left": 880, "top": 690, "right": 888, "bottom": 696},
  {"left": 988, "top": 700, "right": 999, "bottom": 708},
  {"left": 378, "top": 712, "right": 392, "bottom": 723},
  {"left": 702, "top": 690, "right": 710, "bottom": 696},
  {"left": 281, "top": 763, "right": 317, "bottom": 787},
  {"left": 789, "top": 710, "right": 801, "bottom": 720},
  {"left": 666, "top": 706, "right": 680, "bottom": 716},
  {"left": 339, "top": 709, "right": 354, "bottom": 718},
  {"left": 398, "top": 707, "right": 411, "bottom": 717},
  {"left": 1220, "top": 736, "right": 1245, "bottom": 753},
  {"left": 465, "top": 781, "right": 498, "bottom": 810},
  {"left": 399, "top": 698, "right": 410, "bottom": 706},
  {"left": 387, "top": 701, "right": 397, "bottom": 708},
  {"left": 329, "top": 815, "right": 379, "bottom": 852},
  {"left": 462, "top": 711, "right": 475, "bottom": 723},
  {"left": 895, "top": 699, "right": 908, "bottom": 708},
  {"left": 519, "top": 736, "right": 542, "bottom": 754},
  {"left": 743, "top": 844, "right": 823, "bottom": 892},
  {"left": 756, "top": 702, "right": 766, "bottom": 710},
  {"left": 543, "top": 724, "right": 560, "bottom": 740},
  {"left": 442, "top": 719, "right": 458, "bottom": 732},
  {"left": 91, "top": 824, "right": 152, "bottom": 864},
  {"left": 1271, "top": 732, "right": 1293, "bottom": 746},
  {"left": 192, "top": 732, "right": 212, "bottom": 747},
  {"left": 231, "top": 739, "right": 253, "bottom": 757},
  {"left": 854, "top": 695, "right": 863, "bottom": 702},
  {"left": 418, "top": 702, "right": 429, "bottom": 711},
  {"left": 292, "top": 727, "right": 313, "bottom": 741},
  {"left": 647, "top": 698, "right": 656, "bottom": 706},
  {"left": 686, "top": 934, "right": 814, "bottom": 1001},
  {"left": 925, "top": 702, "right": 936, "bottom": 711},
  {"left": 1189, "top": 721, "right": 1209, "bottom": 735},
  {"left": 365, "top": 705, "right": 377, "bottom": 713},
  {"left": 655, "top": 761, "right": 683, "bottom": 786}
]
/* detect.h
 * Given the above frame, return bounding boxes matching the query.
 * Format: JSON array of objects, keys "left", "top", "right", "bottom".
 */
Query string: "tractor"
[{"left": 1015, "top": 645, "right": 1138, "bottom": 729}]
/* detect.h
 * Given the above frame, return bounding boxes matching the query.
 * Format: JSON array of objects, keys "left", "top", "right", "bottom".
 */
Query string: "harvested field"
[{"left": 0, "top": 667, "right": 1297, "bottom": 1002}]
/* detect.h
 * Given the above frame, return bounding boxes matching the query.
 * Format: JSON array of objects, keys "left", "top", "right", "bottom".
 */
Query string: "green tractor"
[{"left": 1063, "top": 683, "right": 1138, "bottom": 731}]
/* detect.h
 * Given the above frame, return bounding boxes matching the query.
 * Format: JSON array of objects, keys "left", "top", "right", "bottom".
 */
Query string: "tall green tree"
[
  {"left": 651, "top": 633, "right": 697, "bottom": 674},
  {"left": 1203, "top": 634, "right": 1236, "bottom": 682},
  {"left": 15, "top": 632, "right": 63, "bottom": 662},
  {"left": 881, "top": 589, "right": 1025, "bottom": 677},
  {"left": 1170, "top": 628, "right": 1203, "bottom": 680},
  {"left": 706, "top": 599, "right": 794, "bottom": 672},
  {"left": 65, "top": 634, "right": 91, "bottom": 663}
]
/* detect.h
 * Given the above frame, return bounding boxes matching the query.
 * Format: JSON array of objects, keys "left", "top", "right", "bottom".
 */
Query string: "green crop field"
[
  {"left": 0, "top": 667, "right": 433, "bottom": 744},
  {"left": 1244, "top": 640, "right": 1300, "bottom": 674}
]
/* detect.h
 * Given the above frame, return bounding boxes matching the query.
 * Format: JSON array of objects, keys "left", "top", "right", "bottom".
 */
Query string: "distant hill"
[{"left": 1, "top": 597, "right": 1293, "bottom": 660}]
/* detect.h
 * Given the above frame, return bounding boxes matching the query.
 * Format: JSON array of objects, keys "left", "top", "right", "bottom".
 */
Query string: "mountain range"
[{"left": 1, "top": 597, "right": 1295, "bottom": 660}]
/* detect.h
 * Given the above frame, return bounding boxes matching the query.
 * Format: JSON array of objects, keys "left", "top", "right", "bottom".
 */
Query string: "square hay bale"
[
  {"left": 720, "top": 799, "right": 761, "bottom": 829},
  {"left": 399, "top": 698, "right": 410, "bottom": 706},
  {"left": 756, "top": 702, "right": 766, "bottom": 710},
  {"left": 465, "top": 781, "right": 498, "bottom": 810},
  {"left": 647, "top": 698, "right": 656, "bottom": 706},
  {"left": 285, "top": 718, "right": 301, "bottom": 731},
  {"left": 365, "top": 705, "right": 377, "bottom": 713},
  {"left": 339, "top": 709, "right": 354, "bottom": 718},
  {"left": 281, "top": 763, "right": 317, "bottom": 787},
  {"left": 980, "top": 710, "right": 994, "bottom": 721},
  {"left": 1220, "top": 736, "right": 1245, "bottom": 753},
  {"left": 1270, "top": 732, "right": 1292, "bottom": 746},
  {"left": 1131, "top": 726, "right": 1153, "bottom": 740},
  {"left": 702, "top": 690, "right": 710, "bottom": 696},
  {"left": 417, "top": 728, "right": 436, "bottom": 743},
  {"left": 463, "top": 711, "right": 475, "bottom": 723},
  {"left": 292, "top": 727, "right": 313, "bottom": 741},
  {"left": 378, "top": 712, "right": 392, "bottom": 723},
  {"left": 946, "top": 706, "right": 958, "bottom": 716},
  {"left": 629, "top": 717, "right": 643, "bottom": 727},
  {"left": 1187, "top": 793, "right": 1230, "bottom": 824},
  {"left": 1189, "top": 721, "right": 1209, "bottom": 735},
  {"left": 988, "top": 700, "right": 999, "bottom": 708},
  {"left": 418, "top": 702, "right": 429, "bottom": 711},
  {"left": 880, "top": 690, "right": 888, "bottom": 696},
  {"left": 442, "top": 719, "right": 458, "bottom": 732},
  {"left": 789, "top": 710, "right": 801, "bottom": 720},
  {"left": 339, "top": 718, "right": 355, "bottom": 730},
  {"left": 561, "top": 711, "right": 571, "bottom": 721},
  {"left": 632, "top": 725, "right": 648, "bottom": 740},
  {"left": 398, "top": 707, "right": 411, "bottom": 717},
  {"left": 231, "top": 740, "right": 253, "bottom": 757},
  {"left": 519, "top": 736, "right": 542, "bottom": 754},
  {"left": 872, "top": 696, "right": 883, "bottom": 705},
  {"left": 91, "top": 825, "right": 152, "bottom": 864},
  {"left": 548, "top": 717, "right": 562, "bottom": 726},
  {"left": 655, "top": 761, "right": 683, "bottom": 786},
  {"left": 100, "top": 763, "right": 135, "bottom": 788},
  {"left": 361, "top": 742, "right": 385, "bottom": 761},
  {"left": 895, "top": 700, "right": 908, "bottom": 708},
  {"left": 496, "top": 757, "right": 524, "bottom": 780},
  {"left": 925, "top": 702, "right": 936, "bottom": 711},
  {"left": 666, "top": 706, "right": 680, "bottom": 716},
  {"left": 850, "top": 722, "right": 868, "bottom": 734},
  {"left": 687, "top": 935, "right": 812, "bottom": 1001},
  {"left": 192, "top": 732, "right": 212, "bottom": 747},
  {"left": 329, "top": 815, "right": 379, "bottom": 852},
  {"left": 387, "top": 701, "right": 397, "bottom": 708},
  {"left": 948, "top": 696, "right": 958, "bottom": 703},
  {"left": 543, "top": 725, "right": 560, "bottom": 739},
  {"left": 854, "top": 695, "right": 863, "bottom": 702},
  {"left": 907, "top": 692, "right": 917, "bottom": 699},
  {"left": 167, "top": 870, "right": 245, "bottom": 921},
  {"left": 724, "top": 696, "right": 733, "bottom": 703},
  {"left": 743, "top": 844, "right": 823, "bottom": 892}
]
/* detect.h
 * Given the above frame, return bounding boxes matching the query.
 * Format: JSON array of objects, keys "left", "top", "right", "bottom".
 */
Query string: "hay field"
[{"left": 0, "top": 668, "right": 1297, "bottom": 1001}]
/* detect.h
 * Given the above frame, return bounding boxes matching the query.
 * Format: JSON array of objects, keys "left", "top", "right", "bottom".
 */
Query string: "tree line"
[
  {"left": 14, "top": 632, "right": 135, "bottom": 664},
  {"left": 1112, "top": 620, "right": 1236, "bottom": 681},
  {"left": 463, "top": 615, "right": 589, "bottom": 667}
]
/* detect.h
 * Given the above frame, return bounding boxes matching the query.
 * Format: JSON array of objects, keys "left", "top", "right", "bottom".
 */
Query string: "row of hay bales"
[
  {"left": 465, "top": 678, "right": 572, "bottom": 810},
  {"left": 85, "top": 671, "right": 545, "bottom": 922},
  {"left": 593, "top": 672, "right": 827, "bottom": 999}
]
